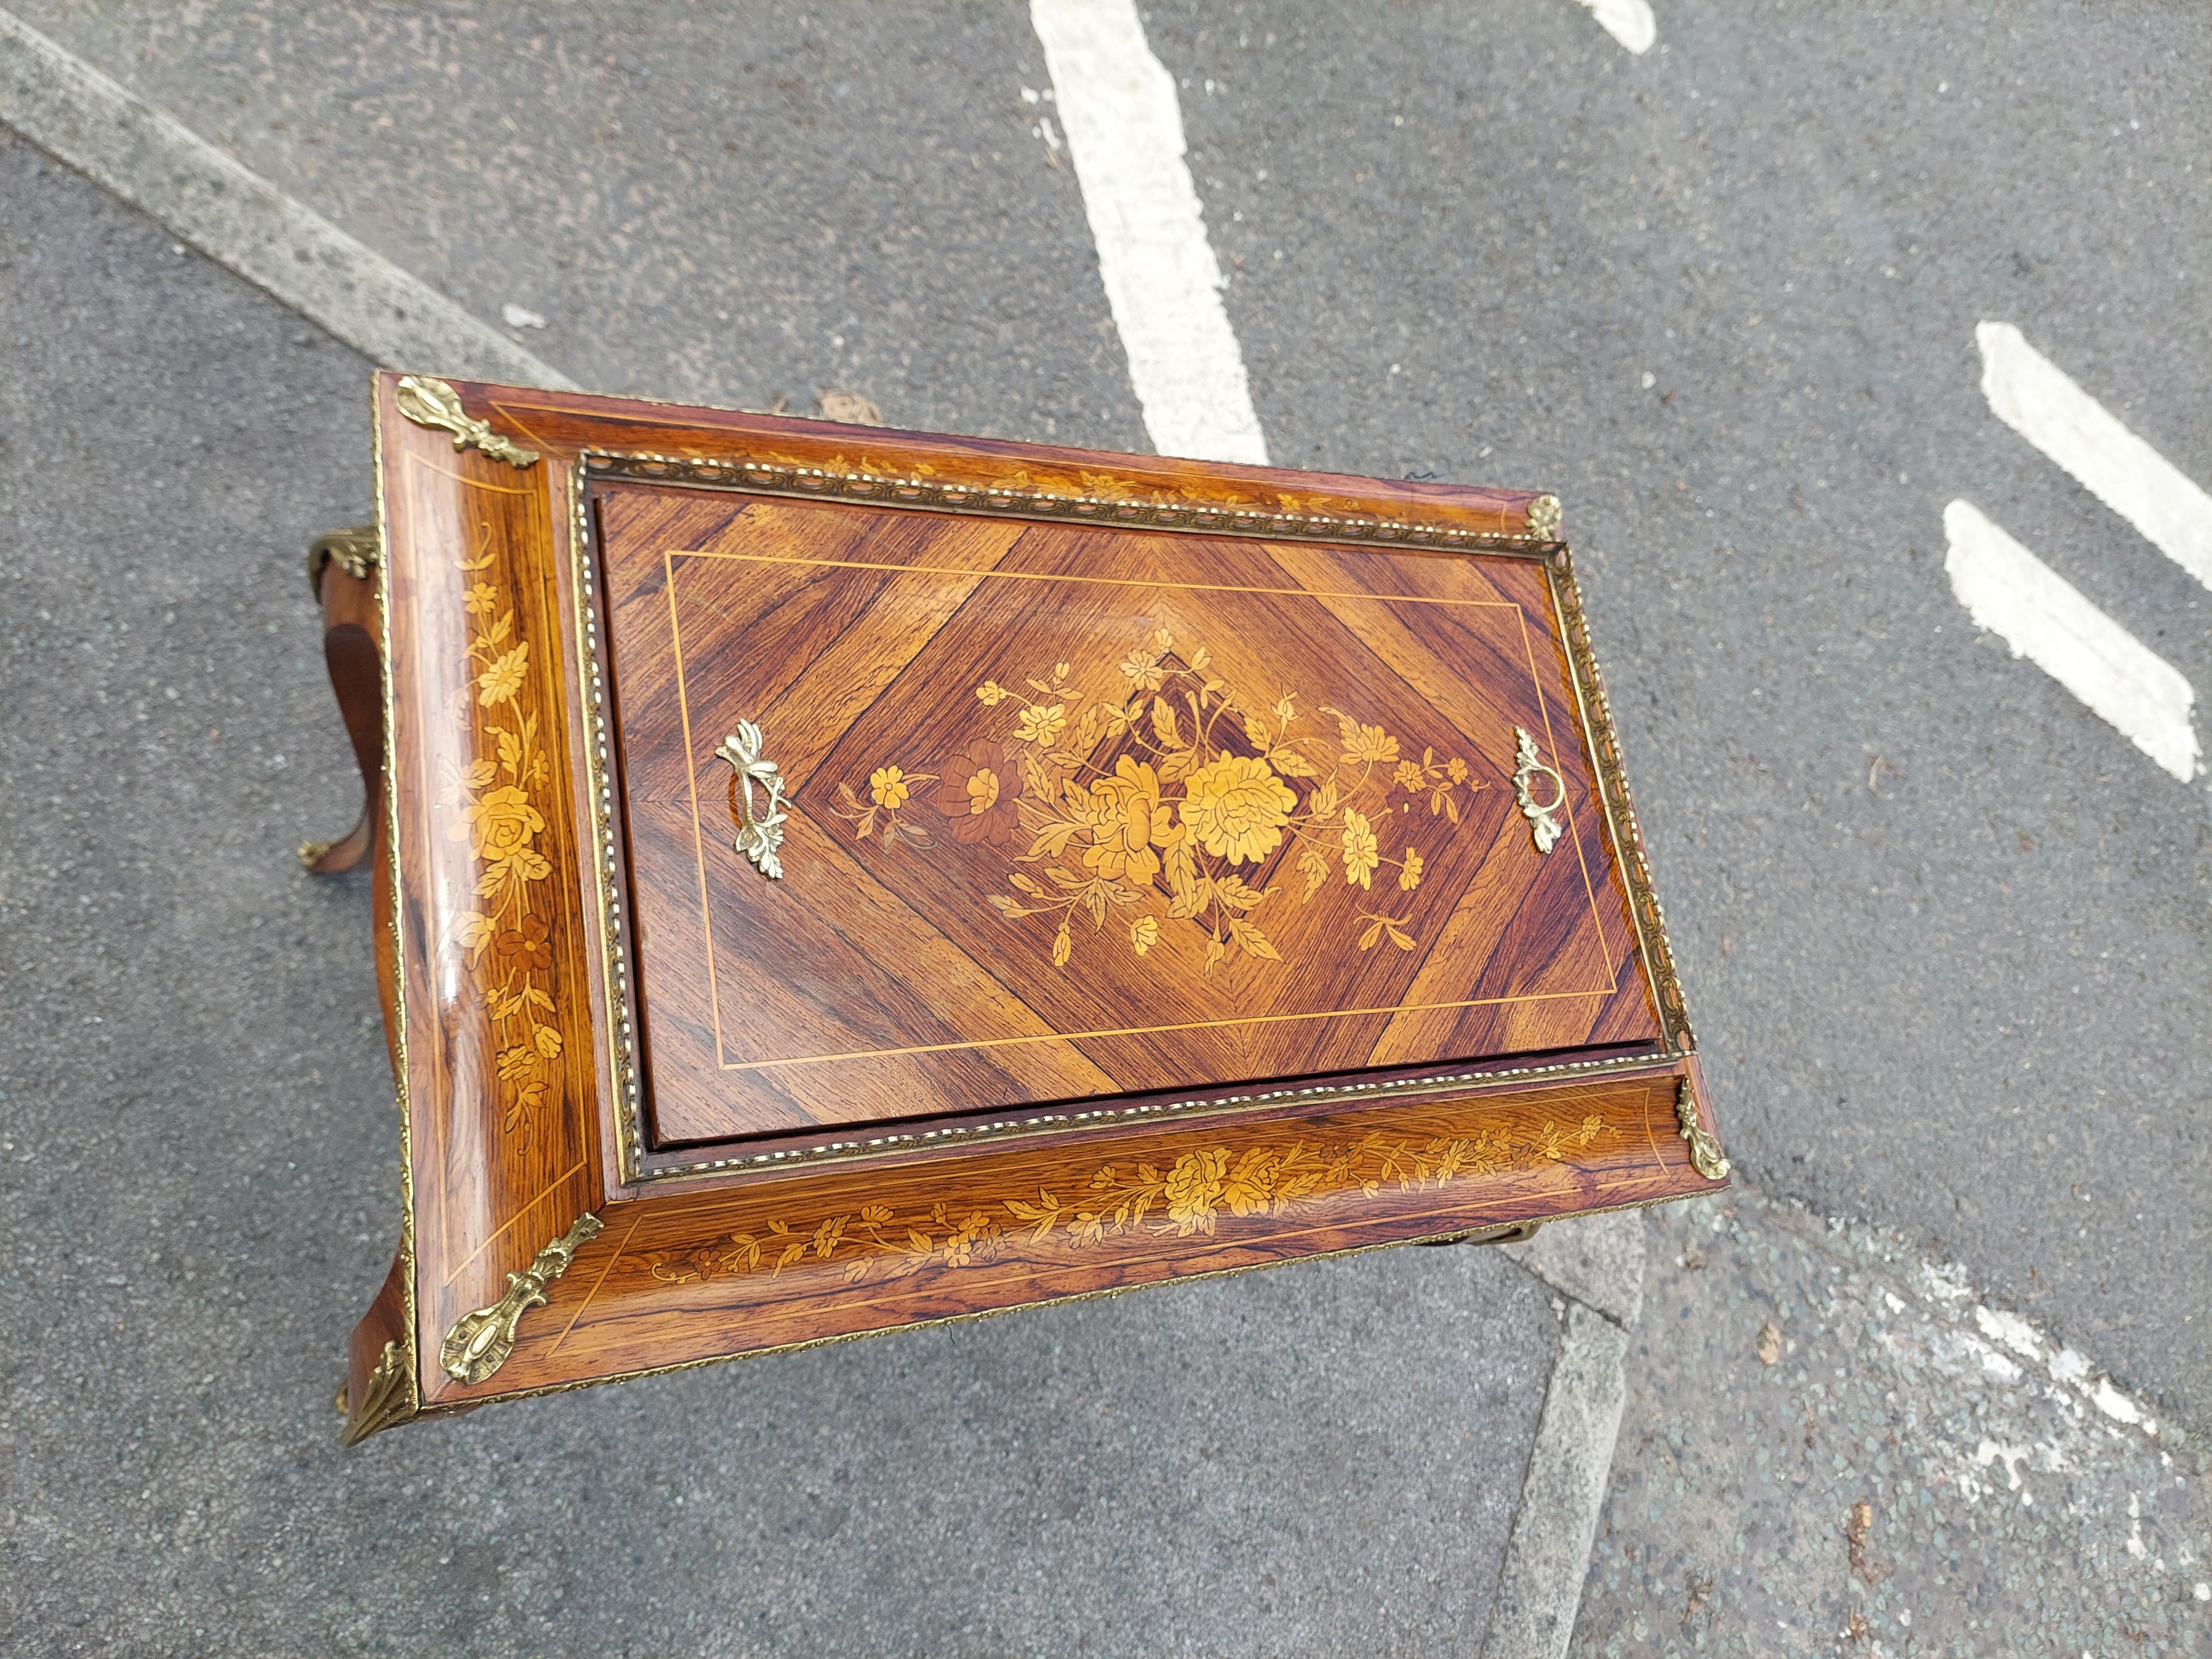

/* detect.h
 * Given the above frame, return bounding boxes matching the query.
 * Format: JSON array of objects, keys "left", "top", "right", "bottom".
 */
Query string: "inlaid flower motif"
[
  {"left": 1014, "top": 701, "right": 1067, "bottom": 746},
  {"left": 1341, "top": 807, "right": 1380, "bottom": 889},
  {"left": 462, "top": 582, "right": 500, "bottom": 616},
  {"left": 894, "top": 628, "right": 1484, "bottom": 973},
  {"left": 930, "top": 740, "right": 1020, "bottom": 846},
  {"left": 942, "top": 1210, "right": 995, "bottom": 1266},
  {"left": 639, "top": 1118, "right": 1609, "bottom": 1292},
  {"left": 476, "top": 642, "right": 530, "bottom": 707},
  {"left": 1165, "top": 1148, "right": 1228, "bottom": 1236},
  {"left": 1181, "top": 753, "right": 1297, "bottom": 865},
  {"left": 1073, "top": 756, "right": 1171, "bottom": 883},
  {"left": 453, "top": 785, "right": 545, "bottom": 862},
  {"left": 1119, "top": 632, "right": 1172, "bottom": 692},
  {"left": 497, "top": 911, "right": 553, "bottom": 970}
]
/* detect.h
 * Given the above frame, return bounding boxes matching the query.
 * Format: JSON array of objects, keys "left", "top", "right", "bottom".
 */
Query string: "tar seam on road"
[
  {"left": 1487, "top": 1209, "right": 1647, "bottom": 1658},
  {"left": 1944, "top": 498, "right": 2202, "bottom": 783},
  {"left": 1029, "top": 0, "right": 1270, "bottom": 466},
  {"left": 1484, "top": 1302, "right": 1633, "bottom": 1659},
  {"left": 0, "top": 6, "right": 572, "bottom": 389},
  {"left": 1978, "top": 320, "right": 2212, "bottom": 593}
]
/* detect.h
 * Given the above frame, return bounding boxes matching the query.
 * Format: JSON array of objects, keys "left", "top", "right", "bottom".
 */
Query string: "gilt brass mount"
[
  {"left": 337, "top": 1338, "right": 416, "bottom": 1446},
  {"left": 308, "top": 523, "right": 381, "bottom": 601},
  {"left": 1512, "top": 726, "right": 1566, "bottom": 855},
  {"left": 394, "top": 374, "right": 539, "bottom": 469},
  {"left": 439, "top": 1213, "right": 604, "bottom": 1384},
  {"left": 715, "top": 720, "right": 789, "bottom": 880},
  {"left": 1675, "top": 1077, "right": 1730, "bottom": 1182}
]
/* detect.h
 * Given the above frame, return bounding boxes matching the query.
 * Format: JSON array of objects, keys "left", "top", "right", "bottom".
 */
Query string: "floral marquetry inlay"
[
  {"left": 441, "top": 536, "right": 564, "bottom": 1139},
  {"left": 642, "top": 1111, "right": 1611, "bottom": 1291},
  {"left": 831, "top": 626, "right": 1487, "bottom": 974}
]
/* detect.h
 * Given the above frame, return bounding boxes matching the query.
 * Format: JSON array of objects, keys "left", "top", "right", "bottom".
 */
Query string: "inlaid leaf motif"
[
  {"left": 1150, "top": 697, "right": 1181, "bottom": 749},
  {"left": 1298, "top": 842, "right": 1332, "bottom": 901}
]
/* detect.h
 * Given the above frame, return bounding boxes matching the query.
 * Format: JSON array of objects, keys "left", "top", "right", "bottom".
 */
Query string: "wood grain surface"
[{"left": 594, "top": 485, "right": 1658, "bottom": 1149}]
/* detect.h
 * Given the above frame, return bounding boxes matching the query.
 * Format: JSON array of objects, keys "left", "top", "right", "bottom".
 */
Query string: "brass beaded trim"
[
  {"left": 567, "top": 465, "right": 650, "bottom": 1183},
  {"left": 582, "top": 449, "right": 1559, "bottom": 555},
  {"left": 1545, "top": 548, "right": 1694, "bottom": 1054}
]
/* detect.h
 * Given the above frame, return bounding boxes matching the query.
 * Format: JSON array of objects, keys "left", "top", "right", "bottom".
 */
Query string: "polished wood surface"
[
  {"left": 597, "top": 486, "right": 1657, "bottom": 1149},
  {"left": 481, "top": 1056, "right": 1709, "bottom": 1401},
  {"left": 330, "top": 373, "right": 1720, "bottom": 1442}
]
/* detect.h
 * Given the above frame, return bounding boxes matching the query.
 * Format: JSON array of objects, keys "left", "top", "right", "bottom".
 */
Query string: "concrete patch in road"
[{"left": 1574, "top": 1188, "right": 2207, "bottom": 1655}]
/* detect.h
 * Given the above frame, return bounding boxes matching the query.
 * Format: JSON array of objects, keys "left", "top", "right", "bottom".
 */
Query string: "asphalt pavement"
[{"left": 4, "top": 0, "right": 2210, "bottom": 1652}]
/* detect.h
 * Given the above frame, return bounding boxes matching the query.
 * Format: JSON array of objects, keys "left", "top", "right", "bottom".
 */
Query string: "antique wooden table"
[{"left": 318, "top": 372, "right": 1727, "bottom": 1444}]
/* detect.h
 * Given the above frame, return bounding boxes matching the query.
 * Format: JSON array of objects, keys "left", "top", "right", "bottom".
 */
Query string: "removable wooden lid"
[{"left": 592, "top": 482, "right": 1661, "bottom": 1151}]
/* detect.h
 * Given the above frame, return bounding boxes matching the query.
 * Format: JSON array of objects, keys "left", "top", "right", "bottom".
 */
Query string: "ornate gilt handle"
[
  {"left": 439, "top": 1213, "right": 603, "bottom": 1384},
  {"left": 715, "top": 720, "right": 789, "bottom": 880},
  {"left": 1512, "top": 726, "right": 1567, "bottom": 855},
  {"left": 394, "top": 374, "right": 539, "bottom": 468}
]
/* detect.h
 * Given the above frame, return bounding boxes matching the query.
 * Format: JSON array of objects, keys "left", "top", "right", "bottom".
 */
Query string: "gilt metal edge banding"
[
  {"left": 338, "top": 1338, "right": 416, "bottom": 1446},
  {"left": 581, "top": 450, "right": 1559, "bottom": 553},
  {"left": 395, "top": 374, "right": 540, "bottom": 468},
  {"left": 569, "top": 466, "right": 649, "bottom": 1183},
  {"left": 630, "top": 1051, "right": 1682, "bottom": 1185},
  {"left": 1675, "top": 1077, "right": 1730, "bottom": 1182},
  {"left": 1545, "top": 549, "right": 1695, "bottom": 1054},
  {"left": 439, "top": 1213, "right": 604, "bottom": 1385},
  {"left": 369, "top": 387, "right": 427, "bottom": 1426}
]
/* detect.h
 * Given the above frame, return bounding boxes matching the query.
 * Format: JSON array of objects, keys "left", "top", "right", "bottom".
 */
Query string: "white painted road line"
[
  {"left": 1978, "top": 320, "right": 2212, "bottom": 592},
  {"left": 1030, "top": 0, "right": 1270, "bottom": 465},
  {"left": 1944, "top": 499, "right": 2202, "bottom": 783},
  {"left": 1572, "top": 0, "right": 1657, "bottom": 56},
  {"left": 0, "top": 6, "right": 567, "bottom": 387}
]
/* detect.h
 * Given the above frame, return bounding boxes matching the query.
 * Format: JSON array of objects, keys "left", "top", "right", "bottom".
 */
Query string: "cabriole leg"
[{"left": 300, "top": 525, "right": 385, "bottom": 875}]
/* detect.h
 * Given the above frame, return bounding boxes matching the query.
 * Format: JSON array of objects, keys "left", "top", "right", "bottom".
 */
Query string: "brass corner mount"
[
  {"left": 1675, "top": 1076, "right": 1730, "bottom": 1182},
  {"left": 337, "top": 1338, "right": 415, "bottom": 1446},
  {"left": 1526, "top": 494, "right": 1562, "bottom": 542},
  {"left": 395, "top": 374, "right": 539, "bottom": 469},
  {"left": 439, "top": 1213, "right": 604, "bottom": 1386},
  {"left": 308, "top": 523, "right": 381, "bottom": 601}
]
